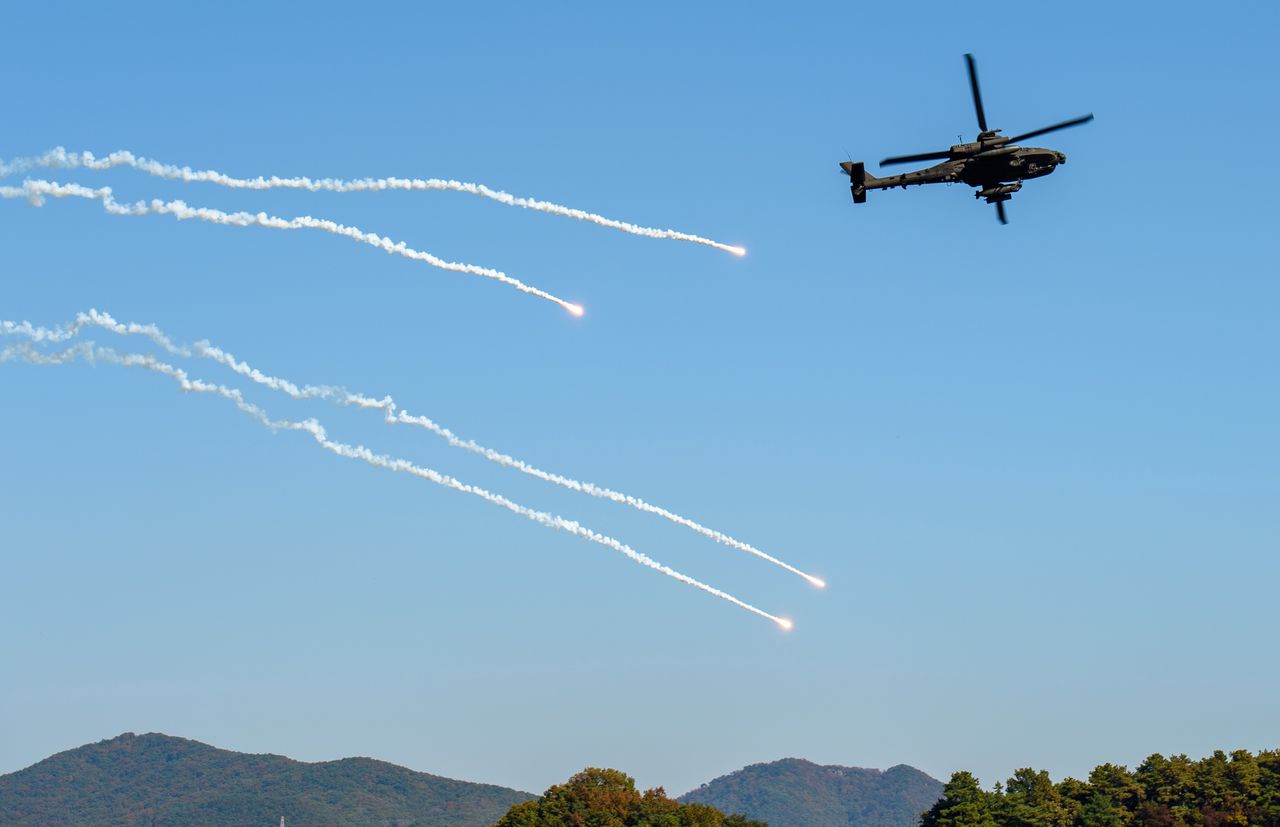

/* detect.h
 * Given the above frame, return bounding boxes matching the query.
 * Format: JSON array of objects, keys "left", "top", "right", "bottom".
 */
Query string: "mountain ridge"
[
  {"left": 1, "top": 734, "right": 943, "bottom": 827},
  {"left": 0, "top": 732, "right": 535, "bottom": 827},
  {"left": 679, "top": 757, "right": 943, "bottom": 827}
]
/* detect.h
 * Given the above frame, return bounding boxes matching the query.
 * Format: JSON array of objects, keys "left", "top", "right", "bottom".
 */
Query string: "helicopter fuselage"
[{"left": 866, "top": 146, "right": 1067, "bottom": 194}]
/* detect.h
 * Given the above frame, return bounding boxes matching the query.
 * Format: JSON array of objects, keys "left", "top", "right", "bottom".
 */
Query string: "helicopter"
[{"left": 840, "top": 54, "right": 1093, "bottom": 224}]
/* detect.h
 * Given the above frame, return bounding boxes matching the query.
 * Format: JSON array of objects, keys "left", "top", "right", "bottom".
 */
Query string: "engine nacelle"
[
  {"left": 949, "top": 141, "right": 983, "bottom": 157},
  {"left": 976, "top": 182, "right": 1022, "bottom": 200},
  {"left": 974, "top": 145, "right": 1021, "bottom": 159},
  {"left": 951, "top": 132, "right": 1011, "bottom": 158}
]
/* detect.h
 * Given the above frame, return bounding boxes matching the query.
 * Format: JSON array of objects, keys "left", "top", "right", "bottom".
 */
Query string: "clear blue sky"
[{"left": 2, "top": 0, "right": 1277, "bottom": 798}]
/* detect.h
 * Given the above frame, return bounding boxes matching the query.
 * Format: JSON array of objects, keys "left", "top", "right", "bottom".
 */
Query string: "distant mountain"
[
  {"left": 679, "top": 758, "right": 943, "bottom": 827},
  {"left": 0, "top": 732, "right": 534, "bottom": 827},
  {"left": 2, "top": 735, "right": 945, "bottom": 827}
]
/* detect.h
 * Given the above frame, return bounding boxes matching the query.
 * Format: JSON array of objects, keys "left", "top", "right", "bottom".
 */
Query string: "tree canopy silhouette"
[
  {"left": 917, "top": 750, "right": 1280, "bottom": 827},
  {"left": 493, "top": 768, "right": 766, "bottom": 827}
]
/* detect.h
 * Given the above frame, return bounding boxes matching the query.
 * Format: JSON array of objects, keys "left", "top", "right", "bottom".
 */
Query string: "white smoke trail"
[
  {"left": 2, "top": 310, "right": 826, "bottom": 588},
  {"left": 0, "top": 179, "right": 584, "bottom": 316},
  {"left": 1, "top": 312, "right": 186, "bottom": 351},
  {"left": 0, "top": 147, "right": 747, "bottom": 256},
  {"left": 0, "top": 338, "right": 792, "bottom": 630}
]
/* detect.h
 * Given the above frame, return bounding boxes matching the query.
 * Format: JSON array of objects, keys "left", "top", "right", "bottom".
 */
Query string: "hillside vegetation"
[
  {"left": 0, "top": 732, "right": 533, "bottom": 827},
  {"left": 679, "top": 758, "right": 944, "bottom": 827}
]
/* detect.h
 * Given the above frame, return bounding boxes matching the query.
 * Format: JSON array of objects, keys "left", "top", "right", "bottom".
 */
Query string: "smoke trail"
[
  {"left": 1, "top": 312, "right": 186, "bottom": 351},
  {"left": 3, "top": 310, "right": 825, "bottom": 588},
  {"left": 0, "top": 338, "right": 792, "bottom": 630},
  {"left": 0, "top": 147, "right": 747, "bottom": 256},
  {"left": 0, "top": 179, "right": 584, "bottom": 316}
]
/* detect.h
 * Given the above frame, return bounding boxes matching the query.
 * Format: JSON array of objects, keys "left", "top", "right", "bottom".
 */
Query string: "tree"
[
  {"left": 492, "top": 768, "right": 766, "bottom": 827},
  {"left": 1086, "top": 763, "right": 1142, "bottom": 821},
  {"left": 919, "top": 772, "right": 997, "bottom": 827},
  {"left": 1254, "top": 750, "right": 1280, "bottom": 827},
  {"left": 1054, "top": 777, "right": 1090, "bottom": 825},
  {"left": 1079, "top": 791, "right": 1126, "bottom": 827},
  {"left": 1001, "top": 769, "right": 1070, "bottom": 827},
  {"left": 1135, "top": 754, "right": 1197, "bottom": 827}
]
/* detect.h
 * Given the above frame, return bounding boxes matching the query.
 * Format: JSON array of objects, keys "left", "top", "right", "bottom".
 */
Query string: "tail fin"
[{"left": 840, "top": 161, "right": 872, "bottom": 204}]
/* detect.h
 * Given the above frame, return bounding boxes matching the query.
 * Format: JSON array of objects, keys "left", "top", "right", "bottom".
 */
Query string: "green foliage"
[
  {"left": 493, "top": 768, "right": 765, "bottom": 827},
  {"left": 920, "top": 771, "right": 997, "bottom": 827},
  {"left": 926, "top": 749, "right": 1280, "bottom": 827},
  {"left": 0, "top": 732, "right": 533, "bottom": 827},
  {"left": 1001, "top": 769, "right": 1072, "bottom": 827},
  {"left": 1078, "top": 792, "right": 1125, "bottom": 827}
]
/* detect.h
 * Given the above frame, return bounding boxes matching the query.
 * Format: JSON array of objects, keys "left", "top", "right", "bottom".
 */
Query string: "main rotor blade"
[
  {"left": 965, "top": 53, "right": 988, "bottom": 132},
  {"left": 880, "top": 150, "right": 951, "bottom": 166},
  {"left": 1008, "top": 114, "right": 1094, "bottom": 143},
  {"left": 995, "top": 200, "right": 1007, "bottom": 225}
]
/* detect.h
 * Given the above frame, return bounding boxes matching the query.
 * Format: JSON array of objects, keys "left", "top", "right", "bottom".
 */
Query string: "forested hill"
[
  {"left": 679, "top": 758, "right": 944, "bottom": 827},
  {"left": 0, "top": 732, "right": 534, "bottom": 827}
]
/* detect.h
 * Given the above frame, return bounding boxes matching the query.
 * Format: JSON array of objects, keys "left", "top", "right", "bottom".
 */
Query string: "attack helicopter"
[{"left": 840, "top": 54, "right": 1093, "bottom": 224}]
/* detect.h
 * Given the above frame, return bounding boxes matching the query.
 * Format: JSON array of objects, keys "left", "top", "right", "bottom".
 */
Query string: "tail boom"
[{"left": 839, "top": 159, "right": 956, "bottom": 203}]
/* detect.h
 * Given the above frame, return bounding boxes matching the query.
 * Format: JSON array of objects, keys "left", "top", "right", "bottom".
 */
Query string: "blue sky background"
[{"left": 2, "top": 1, "right": 1277, "bottom": 797}]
